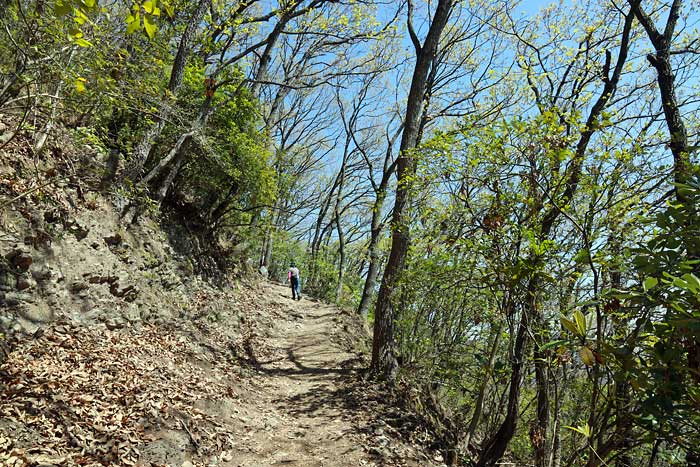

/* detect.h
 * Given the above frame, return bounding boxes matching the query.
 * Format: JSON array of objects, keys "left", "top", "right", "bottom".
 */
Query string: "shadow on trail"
[
  {"left": 278, "top": 363, "right": 422, "bottom": 465},
  {"left": 239, "top": 344, "right": 362, "bottom": 377}
]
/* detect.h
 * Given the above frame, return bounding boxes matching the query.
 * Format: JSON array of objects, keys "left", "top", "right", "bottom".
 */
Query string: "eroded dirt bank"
[{"left": 1, "top": 281, "right": 444, "bottom": 467}]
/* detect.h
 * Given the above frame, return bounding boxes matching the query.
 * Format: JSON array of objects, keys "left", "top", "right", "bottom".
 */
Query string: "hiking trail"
[
  {"left": 220, "top": 281, "right": 439, "bottom": 467},
  {"left": 0, "top": 280, "right": 443, "bottom": 467}
]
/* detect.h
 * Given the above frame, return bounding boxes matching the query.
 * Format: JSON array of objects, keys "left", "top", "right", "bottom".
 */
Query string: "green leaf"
[
  {"left": 574, "top": 309, "right": 587, "bottom": 336},
  {"left": 561, "top": 316, "right": 579, "bottom": 335},
  {"left": 74, "top": 38, "right": 93, "bottom": 47},
  {"left": 142, "top": 0, "right": 154, "bottom": 13},
  {"left": 55, "top": 1, "right": 72, "bottom": 16},
  {"left": 75, "top": 77, "right": 87, "bottom": 92},
  {"left": 673, "top": 276, "right": 689, "bottom": 289},
  {"left": 540, "top": 339, "right": 568, "bottom": 351},
  {"left": 143, "top": 13, "right": 157, "bottom": 39},
  {"left": 681, "top": 273, "right": 700, "bottom": 293},
  {"left": 126, "top": 11, "right": 141, "bottom": 34},
  {"left": 643, "top": 277, "right": 658, "bottom": 292},
  {"left": 73, "top": 8, "right": 89, "bottom": 24}
]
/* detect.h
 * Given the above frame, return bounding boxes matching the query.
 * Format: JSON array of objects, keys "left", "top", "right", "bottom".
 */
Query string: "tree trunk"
[
  {"left": 464, "top": 321, "right": 503, "bottom": 448},
  {"left": 34, "top": 51, "right": 72, "bottom": 154},
  {"left": 533, "top": 307, "right": 550, "bottom": 467},
  {"left": 128, "top": 0, "right": 210, "bottom": 178},
  {"left": 249, "top": 17, "right": 286, "bottom": 98},
  {"left": 626, "top": 5, "right": 699, "bottom": 465},
  {"left": 335, "top": 211, "right": 345, "bottom": 302},
  {"left": 476, "top": 295, "right": 531, "bottom": 467},
  {"left": 550, "top": 367, "right": 564, "bottom": 467},
  {"left": 356, "top": 192, "right": 386, "bottom": 319},
  {"left": 371, "top": 0, "right": 454, "bottom": 379}
]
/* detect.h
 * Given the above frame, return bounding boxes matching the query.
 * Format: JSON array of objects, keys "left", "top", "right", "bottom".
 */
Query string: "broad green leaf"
[
  {"left": 573, "top": 309, "right": 586, "bottom": 336},
  {"left": 143, "top": 13, "right": 157, "bottom": 39},
  {"left": 643, "top": 277, "right": 658, "bottom": 292},
  {"left": 74, "top": 38, "right": 92, "bottom": 47},
  {"left": 673, "top": 276, "right": 689, "bottom": 289},
  {"left": 55, "top": 1, "right": 72, "bottom": 16},
  {"left": 560, "top": 316, "right": 579, "bottom": 335},
  {"left": 681, "top": 273, "right": 700, "bottom": 293},
  {"left": 126, "top": 12, "right": 141, "bottom": 34},
  {"left": 143, "top": 0, "right": 154, "bottom": 13},
  {"left": 540, "top": 339, "right": 568, "bottom": 351},
  {"left": 73, "top": 8, "right": 89, "bottom": 24}
]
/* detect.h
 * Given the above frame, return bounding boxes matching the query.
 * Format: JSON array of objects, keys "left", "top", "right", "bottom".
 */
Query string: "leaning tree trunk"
[
  {"left": 335, "top": 211, "right": 345, "bottom": 303},
  {"left": 34, "top": 46, "right": 73, "bottom": 154},
  {"left": 371, "top": 0, "right": 454, "bottom": 379},
  {"left": 128, "top": 0, "right": 210, "bottom": 179},
  {"left": 142, "top": 93, "right": 214, "bottom": 204},
  {"left": 356, "top": 193, "right": 385, "bottom": 319}
]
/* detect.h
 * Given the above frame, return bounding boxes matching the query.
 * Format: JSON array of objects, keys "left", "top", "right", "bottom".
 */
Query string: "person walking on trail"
[{"left": 287, "top": 262, "right": 301, "bottom": 300}]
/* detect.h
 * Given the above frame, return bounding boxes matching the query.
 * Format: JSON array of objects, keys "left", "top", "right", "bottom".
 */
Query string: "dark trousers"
[{"left": 290, "top": 277, "right": 299, "bottom": 298}]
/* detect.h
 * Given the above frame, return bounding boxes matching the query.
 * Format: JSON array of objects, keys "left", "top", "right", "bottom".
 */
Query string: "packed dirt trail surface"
[{"left": 225, "top": 281, "right": 437, "bottom": 467}]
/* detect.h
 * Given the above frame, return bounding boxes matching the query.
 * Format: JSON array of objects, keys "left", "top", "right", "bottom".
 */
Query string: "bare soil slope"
[{"left": 1, "top": 281, "right": 443, "bottom": 467}]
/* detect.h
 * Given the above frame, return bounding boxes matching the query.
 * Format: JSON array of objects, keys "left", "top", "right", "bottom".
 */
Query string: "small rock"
[
  {"left": 110, "top": 283, "right": 139, "bottom": 301},
  {"left": 66, "top": 220, "right": 89, "bottom": 240},
  {"left": 16, "top": 275, "right": 34, "bottom": 291},
  {"left": 43, "top": 209, "right": 64, "bottom": 224},
  {"left": 70, "top": 280, "right": 89, "bottom": 293},
  {"left": 80, "top": 299, "right": 96, "bottom": 313},
  {"left": 17, "top": 303, "right": 52, "bottom": 322},
  {"left": 85, "top": 273, "right": 117, "bottom": 285},
  {"left": 31, "top": 266, "right": 52, "bottom": 282},
  {"left": 104, "top": 233, "right": 122, "bottom": 246},
  {"left": 6, "top": 249, "right": 32, "bottom": 272},
  {"left": 105, "top": 318, "right": 126, "bottom": 330},
  {"left": 182, "top": 462, "right": 194, "bottom": 467},
  {"left": 3, "top": 291, "right": 34, "bottom": 306}
]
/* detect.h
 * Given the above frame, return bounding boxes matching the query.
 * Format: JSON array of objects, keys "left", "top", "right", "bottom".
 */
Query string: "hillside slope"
[
  {"left": 0, "top": 121, "right": 445, "bottom": 467},
  {"left": 1, "top": 280, "right": 444, "bottom": 467}
]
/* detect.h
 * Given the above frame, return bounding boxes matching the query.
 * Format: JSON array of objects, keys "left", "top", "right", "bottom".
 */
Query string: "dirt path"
[
  {"left": 0, "top": 280, "right": 441, "bottom": 467},
  {"left": 221, "top": 282, "right": 437, "bottom": 467}
]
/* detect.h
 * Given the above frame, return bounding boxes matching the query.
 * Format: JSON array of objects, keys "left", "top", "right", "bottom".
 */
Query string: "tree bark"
[
  {"left": 334, "top": 209, "right": 345, "bottom": 302},
  {"left": 356, "top": 190, "right": 386, "bottom": 318},
  {"left": 464, "top": 321, "right": 503, "bottom": 448},
  {"left": 626, "top": 4, "right": 699, "bottom": 465},
  {"left": 476, "top": 297, "right": 531, "bottom": 467},
  {"left": 533, "top": 303, "right": 550, "bottom": 467},
  {"left": 128, "top": 0, "right": 210, "bottom": 179},
  {"left": 371, "top": 0, "right": 454, "bottom": 379}
]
